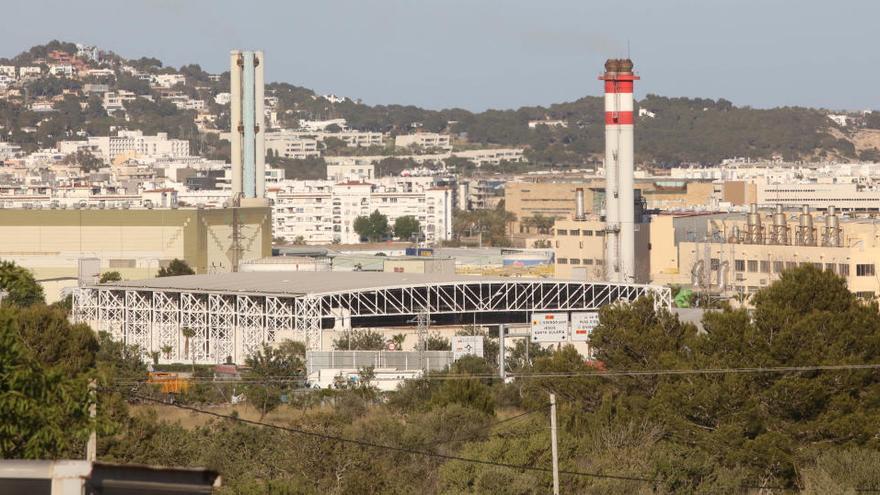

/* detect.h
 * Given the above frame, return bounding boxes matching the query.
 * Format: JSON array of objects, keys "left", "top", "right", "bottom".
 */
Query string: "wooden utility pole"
[{"left": 550, "top": 392, "right": 560, "bottom": 495}]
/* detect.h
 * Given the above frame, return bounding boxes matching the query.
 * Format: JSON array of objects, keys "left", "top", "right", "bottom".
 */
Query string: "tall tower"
[
  {"left": 600, "top": 58, "right": 639, "bottom": 283},
  {"left": 230, "top": 50, "right": 266, "bottom": 205}
]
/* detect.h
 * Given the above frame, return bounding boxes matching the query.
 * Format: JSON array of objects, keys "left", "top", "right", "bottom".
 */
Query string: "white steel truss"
[
  {"left": 124, "top": 291, "right": 152, "bottom": 355},
  {"left": 71, "top": 281, "right": 671, "bottom": 364}
]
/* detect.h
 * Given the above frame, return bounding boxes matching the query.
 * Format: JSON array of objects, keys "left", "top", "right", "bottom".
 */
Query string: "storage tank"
[
  {"left": 747, "top": 203, "right": 763, "bottom": 244},
  {"left": 798, "top": 204, "right": 815, "bottom": 246},
  {"left": 772, "top": 204, "right": 788, "bottom": 245},
  {"left": 824, "top": 206, "right": 840, "bottom": 247}
]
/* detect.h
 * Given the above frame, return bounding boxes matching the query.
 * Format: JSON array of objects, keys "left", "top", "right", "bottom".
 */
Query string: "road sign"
[
  {"left": 531, "top": 312, "right": 569, "bottom": 343},
  {"left": 570, "top": 312, "right": 600, "bottom": 342},
  {"left": 452, "top": 335, "right": 484, "bottom": 360}
]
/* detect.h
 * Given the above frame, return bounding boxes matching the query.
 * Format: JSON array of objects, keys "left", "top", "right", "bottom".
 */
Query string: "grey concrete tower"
[{"left": 230, "top": 50, "right": 266, "bottom": 205}]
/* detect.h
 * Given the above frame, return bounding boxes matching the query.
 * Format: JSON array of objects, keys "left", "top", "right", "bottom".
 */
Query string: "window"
[
  {"left": 735, "top": 259, "right": 745, "bottom": 272},
  {"left": 855, "top": 291, "right": 875, "bottom": 300},
  {"left": 760, "top": 261, "right": 770, "bottom": 273},
  {"left": 824, "top": 263, "right": 836, "bottom": 274},
  {"left": 595, "top": 259, "right": 604, "bottom": 265},
  {"left": 583, "top": 230, "right": 593, "bottom": 236},
  {"left": 596, "top": 230, "right": 605, "bottom": 237},
  {"left": 786, "top": 262, "right": 798, "bottom": 270},
  {"left": 747, "top": 260, "right": 758, "bottom": 272},
  {"left": 557, "top": 229, "right": 568, "bottom": 236},
  {"left": 839, "top": 264, "right": 850, "bottom": 276},
  {"left": 583, "top": 259, "right": 594, "bottom": 265},
  {"left": 570, "top": 258, "right": 581, "bottom": 265},
  {"left": 710, "top": 258, "right": 720, "bottom": 270},
  {"left": 773, "top": 261, "right": 784, "bottom": 273},
  {"left": 558, "top": 258, "right": 568, "bottom": 264},
  {"left": 856, "top": 264, "right": 875, "bottom": 277},
  {"left": 570, "top": 229, "right": 580, "bottom": 236}
]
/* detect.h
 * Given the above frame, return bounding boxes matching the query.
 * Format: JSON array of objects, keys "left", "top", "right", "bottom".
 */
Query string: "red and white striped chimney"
[{"left": 600, "top": 59, "right": 638, "bottom": 283}]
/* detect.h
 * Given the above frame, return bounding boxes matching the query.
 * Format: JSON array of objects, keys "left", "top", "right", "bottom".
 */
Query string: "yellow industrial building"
[{"left": 0, "top": 207, "right": 272, "bottom": 301}]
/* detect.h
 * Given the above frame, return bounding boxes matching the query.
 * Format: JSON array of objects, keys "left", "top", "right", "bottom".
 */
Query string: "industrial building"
[
  {"left": 71, "top": 271, "right": 671, "bottom": 364},
  {"left": 651, "top": 205, "right": 880, "bottom": 299},
  {"left": 0, "top": 207, "right": 271, "bottom": 300}
]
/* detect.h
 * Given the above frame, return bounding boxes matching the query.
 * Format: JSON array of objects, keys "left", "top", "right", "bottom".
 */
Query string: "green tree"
[
  {"left": 353, "top": 210, "right": 389, "bottom": 242},
  {"left": 393, "top": 215, "right": 421, "bottom": 241},
  {"left": 0, "top": 311, "right": 91, "bottom": 458},
  {"left": 6, "top": 304, "right": 98, "bottom": 376},
  {"left": 99, "top": 271, "right": 122, "bottom": 283},
  {"left": 245, "top": 341, "right": 306, "bottom": 419},
  {"left": 0, "top": 260, "right": 45, "bottom": 307},
  {"left": 333, "top": 329, "right": 386, "bottom": 350},
  {"left": 157, "top": 259, "right": 195, "bottom": 277},
  {"left": 426, "top": 332, "right": 450, "bottom": 351}
]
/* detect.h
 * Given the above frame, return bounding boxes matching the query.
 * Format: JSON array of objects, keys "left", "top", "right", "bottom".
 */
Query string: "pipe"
[{"left": 575, "top": 188, "right": 585, "bottom": 220}]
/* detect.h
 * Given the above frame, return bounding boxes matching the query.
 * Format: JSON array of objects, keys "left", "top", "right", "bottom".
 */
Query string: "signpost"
[
  {"left": 570, "top": 312, "right": 600, "bottom": 342},
  {"left": 530, "top": 312, "right": 569, "bottom": 343},
  {"left": 452, "top": 335, "right": 484, "bottom": 360}
]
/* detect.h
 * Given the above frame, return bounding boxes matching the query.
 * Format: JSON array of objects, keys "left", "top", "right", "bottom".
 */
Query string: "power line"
[
  {"left": 126, "top": 392, "right": 656, "bottom": 484},
  {"left": 108, "top": 362, "right": 880, "bottom": 385},
  {"left": 432, "top": 404, "right": 551, "bottom": 447}
]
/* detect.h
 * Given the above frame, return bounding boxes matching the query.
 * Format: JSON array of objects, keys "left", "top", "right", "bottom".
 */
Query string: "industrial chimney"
[
  {"left": 601, "top": 58, "right": 639, "bottom": 283},
  {"left": 772, "top": 204, "right": 788, "bottom": 245},
  {"left": 747, "top": 203, "right": 763, "bottom": 244},
  {"left": 824, "top": 206, "right": 840, "bottom": 247},
  {"left": 575, "top": 188, "right": 585, "bottom": 220},
  {"left": 230, "top": 50, "right": 266, "bottom": 205}
]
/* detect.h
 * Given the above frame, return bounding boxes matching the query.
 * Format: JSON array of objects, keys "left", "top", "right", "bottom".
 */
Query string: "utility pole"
[
  {"left": 87, "top": 379, "right": 96, "bottom": 462},
  {"left": 549, "top": 392, "right": 560, "bottom": 495},
  {"left": 498, "top": 325, "right": 506, "bottom": 381}
]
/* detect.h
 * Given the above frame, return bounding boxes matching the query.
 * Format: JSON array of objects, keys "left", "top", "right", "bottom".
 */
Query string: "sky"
[{"left": 2, "top": 0, "right": 878, "bottom": 112}]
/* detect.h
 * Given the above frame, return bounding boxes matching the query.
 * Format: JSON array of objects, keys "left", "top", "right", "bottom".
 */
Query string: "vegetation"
[
  {"left": 452, "top": 202, "right": 516, "bottom": 247},
  {"left": 0, "top": 260, "right": 45, "bottom": 307},
  {"left": 333, "top": 329, "right": 386, "bottom": 350},
  {"left": 392, "top": 215, "right": 421, "bottom": 241},
  {"left": 353, "top": 210, "right": 389, "bottom": 242},
  {"left": 99, "top": 271, "right": 122, "bottom": 283},
  {"left": 157, "top": 259, "right": 195, "bottom": 277},
  {"left": 4, "top": 265, "right": 880, "bottom": 492}
]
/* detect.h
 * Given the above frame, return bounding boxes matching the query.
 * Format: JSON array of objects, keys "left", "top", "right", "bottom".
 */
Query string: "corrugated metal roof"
[{"left": 96, "top": 271, "right": 559, "bottom": 296}]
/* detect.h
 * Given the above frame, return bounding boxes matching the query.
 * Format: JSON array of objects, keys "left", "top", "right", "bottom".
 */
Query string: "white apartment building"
[
  {"left": 153, "top": 74, "right": 186, "bottom": 88},
  {"left": 298, "top": 118, "right": 348, "bottom": 131},
  {"left": 454, "top": 148, "right": 525, "bottom": 166},
  {"left": 18, "top": 66, "right": 41, "bottom": 79},
  {"left": 268, "top": 179, "right": 452, "bottom": 245},
  {"left": 103, "top": 90, "right": 137, "bottom": 114},
  {"left": 395, "top": 132, "right": 452, "bottom": 150},
  {"left": 528, "top": 119, "right": 567, "bottom": 128},
  {"left": 264, "top": 133, "right": 320, "bottom": 159},
  {"left": 59, "top": 130, "right": 190, "bottom": 163},
  {"left": 0, "top": 66, "right": 15, "bottom": 78},
  {"left": 757, "top": 182, "right": 880, "bottom": 212},
  {"left": 327, "top": 163, "right": 374, "bottom": 182},
  {"left": 214, "top": 92, "right": 231, "bottom": 105},
  {"left": 49, "top": 65, "right": 76, "bottom": 77},
  {"left": 335, "top": 131, "right": 384, "bottom": 148}
]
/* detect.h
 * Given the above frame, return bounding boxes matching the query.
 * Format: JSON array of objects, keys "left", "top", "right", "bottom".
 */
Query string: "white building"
[
  {"left": 214, "top": 92, "right": 231, "bottom": 105},
  {"left": 59, "top": 130, "right": 190, "bottom": 163},
  {"left": 102, "top": 90, "right": 137, "bottom": 114},
  {"left": 327, "top": 163, "right": 374, "bottom": 182},
  {"left": 153, "top": 73, "right": 186, "bottom": 88},
  {"left": 268, "top": 179, "right": 452, "bottom": 245},
  {"left": 453, "top": 148, "right": 525, "bottom": 166},
  {"left": 18, "top": 66, "right": 41, "bottom": 79},
  {"left": 48, "top": 65, "right": 76, "bottom": 78},
  {"left": 757, "top": 182, "right": 880, "bottom": 212},
  {"left": 0, "top": 66, "right": 15, "bottom": 78},
  {"left": 298, "top": 118, "right": 348, "bottom": 131},
  {"left": 334, "top": 131, "right": 384, "bottom": 148},
  {"left": 264, "top": 132, "right": 320, "bottom": 159},
  {"left": 528, "top": 119, "right": 567, "bottom": 128},
  {"left": 828, "top": 114, "right": 850, "bottom": 127},
  {"left": 395, "top": 132, "right": 452, "bottom": 150}
]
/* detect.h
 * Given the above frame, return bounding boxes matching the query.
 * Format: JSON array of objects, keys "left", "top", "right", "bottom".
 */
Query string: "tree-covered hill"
[{"left": 0, "top": 40, "right": 875, "bottom": 166}]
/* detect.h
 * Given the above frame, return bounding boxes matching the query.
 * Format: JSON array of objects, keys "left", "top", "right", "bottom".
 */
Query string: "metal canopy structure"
[{"left": 72, "top": 272, "right": 671, "bottom": 365}]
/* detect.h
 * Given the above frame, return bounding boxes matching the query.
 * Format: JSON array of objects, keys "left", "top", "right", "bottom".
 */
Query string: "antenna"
[{"left": 627, "top": 39, "right": 631, "bottom": 59}]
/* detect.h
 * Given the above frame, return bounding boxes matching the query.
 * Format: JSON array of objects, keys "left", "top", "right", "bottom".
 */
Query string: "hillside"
[{"left": 0, "top": 40, "right": 877, "bottom": 167}]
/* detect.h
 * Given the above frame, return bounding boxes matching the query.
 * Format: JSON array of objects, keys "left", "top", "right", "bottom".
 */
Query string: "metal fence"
[{"left": 306, "top": 350, "right": 454, "bottom": 375}]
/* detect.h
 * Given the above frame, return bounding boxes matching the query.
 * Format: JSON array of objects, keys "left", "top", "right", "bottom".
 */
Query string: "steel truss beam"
[{"left": 70, "top": 282, "right": 671, "bottom": 364}]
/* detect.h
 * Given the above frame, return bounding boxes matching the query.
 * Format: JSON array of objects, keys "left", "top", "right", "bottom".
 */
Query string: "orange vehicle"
[{"left": 147, "top": 372, "right": 191, "bottom": 395}]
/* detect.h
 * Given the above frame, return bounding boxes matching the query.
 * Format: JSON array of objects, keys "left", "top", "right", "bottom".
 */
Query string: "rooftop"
[{"left": 95, "top": 271, "right": 615, "bottom": 297}]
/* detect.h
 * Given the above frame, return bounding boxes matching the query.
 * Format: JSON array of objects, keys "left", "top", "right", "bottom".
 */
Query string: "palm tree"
[
  {"left": 391, "top": 333, "right": 406, "bottom": 351},
  {"left": 181, "top": 327, "right": 196, "bottom": 372},
  {"left": 161, "top": 344, "right": 173, "bottom": 360}
]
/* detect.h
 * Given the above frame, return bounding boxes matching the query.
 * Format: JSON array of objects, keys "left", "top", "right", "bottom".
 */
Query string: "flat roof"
[{"left": 96, "top": 271, "right": 626, "bottom": 297}]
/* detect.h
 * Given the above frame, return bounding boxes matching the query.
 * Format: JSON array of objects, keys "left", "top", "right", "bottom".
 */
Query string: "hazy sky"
[{"left": 2, "top": 0, "right": 877, "bottom": 111}]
